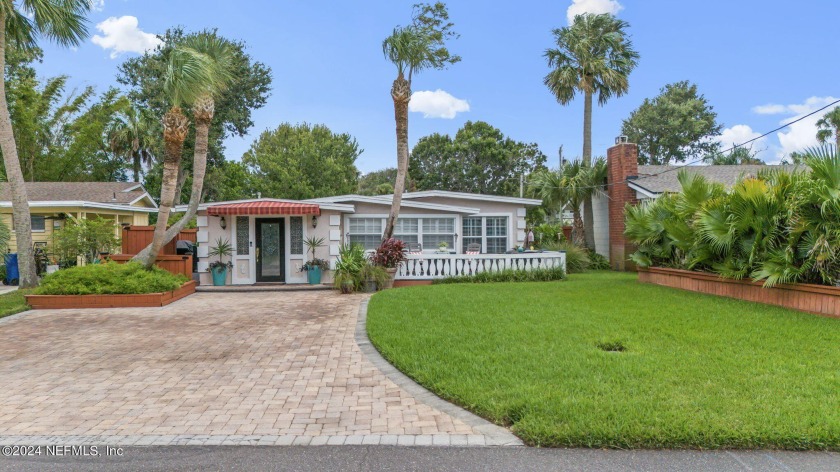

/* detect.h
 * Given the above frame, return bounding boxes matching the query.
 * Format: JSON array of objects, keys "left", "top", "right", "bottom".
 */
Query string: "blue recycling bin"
[{"left": 4, "top": 253, "right": 19, "bottom": 286}]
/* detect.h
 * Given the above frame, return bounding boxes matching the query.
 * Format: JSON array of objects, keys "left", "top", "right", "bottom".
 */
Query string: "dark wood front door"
[{"left": 256, "top": 218, "right": 285, "bottom": 282}]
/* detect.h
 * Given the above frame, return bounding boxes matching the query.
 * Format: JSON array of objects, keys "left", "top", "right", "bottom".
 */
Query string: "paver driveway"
[{"left": 0, "top": 291, "right": 510, "bottom": 446}]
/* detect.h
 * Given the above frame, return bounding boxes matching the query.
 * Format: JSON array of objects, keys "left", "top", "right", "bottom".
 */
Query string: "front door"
[{"left": 256, "top": 218, "right": 285, "bottom": 282}]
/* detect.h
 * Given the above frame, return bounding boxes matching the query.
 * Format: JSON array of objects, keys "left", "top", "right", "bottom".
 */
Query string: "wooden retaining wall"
[
  {"left": 638, "top": 267, "right": 840, "bottom": 318},
  {"left": 25, "top": 280, "right": 197, "bottom": 310},
  {"left": 108, "top": 254, "right": 193, "bottom": 278},
  {"left": 121, "top": 226, "right": 197, "bottom": 255}
]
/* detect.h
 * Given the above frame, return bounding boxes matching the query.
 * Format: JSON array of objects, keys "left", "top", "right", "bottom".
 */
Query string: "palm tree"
[
  {"left": 0, "top": 0, "right": 90, "bottom": 288},
  {"left": 107, "top": 104, "right": 157, "bottom": 182},
  {"left": 544, "top": 13, "right": 639, "bottom": 250},
  {"left": 816, "top": 107, "right": 840, "bottom": 150},
  {"left": 530, "top": 158, "right": 606, "bottom": 247},
  {"left": 381, "top": 2, "right": 459, "bottom": 240},
  {"left": 133, "top": 34, "right": 230, "bottom": 268},
  {"left": 155, "top": 33, "right": 234, "bottom": 246}
]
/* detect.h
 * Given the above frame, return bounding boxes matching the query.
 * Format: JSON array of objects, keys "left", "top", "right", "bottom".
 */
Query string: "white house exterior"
[{"left": 184, "top": 191, "right": 542, "bottom": 286}]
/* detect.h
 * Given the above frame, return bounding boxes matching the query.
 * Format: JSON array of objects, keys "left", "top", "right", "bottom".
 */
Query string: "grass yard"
[
  {"left": 367, "top": 272, "right": 840, "bottom": 449},
  {"left": 0, "top": 288, "right": 32, "bottom": 320}
]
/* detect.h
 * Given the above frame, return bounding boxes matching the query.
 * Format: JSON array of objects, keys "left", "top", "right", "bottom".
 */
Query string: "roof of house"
[
  {"left": 399, "top": 190, "right": 542, "bottom": 206},
  {"left": 0, "top": 181, "right": 152, "bottom": 204},
  {"left": 305, "top": 194, "right": 480, "bottom": 214},
  {"left": 630, "top": 165, "right": 806, "bottom": 196}
]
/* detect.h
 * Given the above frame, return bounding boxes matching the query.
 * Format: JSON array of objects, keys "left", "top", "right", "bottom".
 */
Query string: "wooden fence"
[
  {"left": 108, "top": 254, "right": 193, "bottom": 278},
  {"left": 121, "top": 226, "right": 198, "bottom": 255}
]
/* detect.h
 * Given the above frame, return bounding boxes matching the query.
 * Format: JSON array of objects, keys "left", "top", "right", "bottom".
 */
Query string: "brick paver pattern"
[{"left": 0, "top": 292, "right": 477, "bottom": 438}]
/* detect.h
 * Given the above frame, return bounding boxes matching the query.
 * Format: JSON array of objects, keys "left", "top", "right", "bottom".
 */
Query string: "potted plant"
[
  {"left": 334, "top": 243, "right": 365, "bottom": 294},
  {"left": 371, "top": 238, "right": 406, "bottom": 289},
  {"left": 437, "top": 241, "right": 449, "bottom": 252},
  {"left": 301, "top": 236, "right": 328, "bottom": 284},
  {"left": 208, "top": 237, "right": 233, "bottom": 286},
  {"left": 360, "top": 262, "right": 389, "bottom": 293}
]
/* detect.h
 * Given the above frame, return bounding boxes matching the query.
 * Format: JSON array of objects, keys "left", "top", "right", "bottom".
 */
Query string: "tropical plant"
[
  {"left": 0, "top": 0, "right": 91, "bottom": 288},
  {"left": 207, "top": 237, "right": 232, "bottom": 271},
  {"left": 544, "top": 12, "right": 638, "bottom": 250},
  {"left": 107, "top": 104, "right": 157, "bottom": 182},
  {"left": 816, "top": 106, "right": 840, "bottom": 150},
  {"left": 532, "top": 222, "right": 565, "bottom": 248},
  {"left": 625, "top": 148, "right": 840, "bottom": 287},
  {"left": 303, "top": 235, "right": 325, "bottom": 263},
  {"left": 540, "top": 240, "right": 590, "bottom": 273},
  {"left": 371, "top": 238, "right": 407, "bottom": 269},
  {"left": 134, "top": 32, "right": 234, "bottom": 268},
  {"left": 333, "top": 243, "right": 366, "bottom": 292},
  {"left": 381, "top": 2, "right": 460, "bottom": 240},
  {"left": 529, "top": 158, "right": 607, "bottom": 246}
]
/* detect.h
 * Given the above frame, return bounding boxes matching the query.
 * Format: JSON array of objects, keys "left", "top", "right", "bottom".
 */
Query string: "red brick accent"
[
  {"left": 638, "top": 267, "right": 840, "bottom": 318},
  {"left": 607, "top": 143, "right": 639, "bottom": 271}
]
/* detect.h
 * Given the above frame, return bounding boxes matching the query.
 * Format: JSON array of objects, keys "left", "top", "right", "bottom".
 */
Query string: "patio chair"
[
  {"left": 407, "top": 243, "right": 423, "bottom": 255},
  {"left": 466, "top": 243, "right": 481, "bottom": 255}
]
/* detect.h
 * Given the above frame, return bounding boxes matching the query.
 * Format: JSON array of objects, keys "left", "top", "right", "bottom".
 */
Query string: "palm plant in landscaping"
[
  {"left": 0, "top": 0, "right": 91, "bottom": 287},
  {"left": 381, "top": 2, "right": 459, "bottom": 240},
  {"left": 134, "top": 33, "right": 234, "bottom": 268},
  {"left": 529, "top": 158, "right": 606, "bottom": 246},
  {"left": 626, "top": 146, "right": 840, "bottom": 286},
  {"left": 816, "top": 106, "right": 840, "bottom": 150},
  {"left": 544, "top": 13, "right": 638, "bottom": 249},
  {"left": 107, "top": 104, "right": 158, "bottom": 182}
]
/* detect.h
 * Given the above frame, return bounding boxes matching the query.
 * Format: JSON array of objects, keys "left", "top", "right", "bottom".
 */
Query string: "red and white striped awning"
[{"left": 206, "top": 201, "right": 321, "bottom": 216}]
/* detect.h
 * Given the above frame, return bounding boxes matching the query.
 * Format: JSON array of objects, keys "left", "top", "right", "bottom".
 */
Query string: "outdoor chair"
[{"left": 466, "top": 243, "right": 481, "bottom": 255}]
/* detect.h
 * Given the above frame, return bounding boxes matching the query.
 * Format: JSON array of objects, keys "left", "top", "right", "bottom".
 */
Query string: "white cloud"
[
  {"left": 566, "top": 0, "right": 623, "bottom": 24},
  {"left": 409, "top": 90, "right": 469, "bottom": 119},
  {"left": 765, "top": 96, "right": 839, "bottom": 158},
  {"left": 751, "top": 104, "right": 787, "bottom": 115},
  {"left": 715, "top": 124, "right": 770, "bottom": 161},
  {"left": 91, "top": 16, "right": 161, "bottom": 59},
  {"left": 89, "top": 0, "right": 105, "bottom": 12}
]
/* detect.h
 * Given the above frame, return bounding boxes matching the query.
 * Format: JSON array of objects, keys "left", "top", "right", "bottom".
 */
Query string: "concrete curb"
[
  {"left": 0, "top": 434, "right": 497, "bottom": 447},
  {"left": 355, "top": 297, "right": 523, "bottom": 447}
]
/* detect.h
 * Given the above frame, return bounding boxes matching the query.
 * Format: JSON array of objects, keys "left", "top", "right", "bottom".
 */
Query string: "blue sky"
[{"left": 36, "top": 0, "right": 840, "bottom": 172}]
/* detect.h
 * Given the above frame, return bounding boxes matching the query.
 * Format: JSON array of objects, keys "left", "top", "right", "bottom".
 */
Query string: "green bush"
[
  {"left": 625, "top": 148, "right": 840, "bottom": 287},
  {"left": 587, "top": 250, "right": 611, "bottom": 270},
  {"left": 433, "top": 266, "right": 566, "bottom": 285},
  {"left": 36, "top": 262, "right": 188, "bottom": 295},
  {"left": 532, "top": 222, "right": 565, "bottom": 248},
  {"left": 541, "top": 241, "right": 590, "bottom": 273}
]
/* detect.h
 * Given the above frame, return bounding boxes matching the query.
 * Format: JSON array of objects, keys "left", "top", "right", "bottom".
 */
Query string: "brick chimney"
[{"left": 607, "top": 141, "right": 639, "bottom": 271}]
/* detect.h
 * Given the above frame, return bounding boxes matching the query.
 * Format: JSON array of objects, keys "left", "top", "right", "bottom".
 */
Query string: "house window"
[
  {"left": 421, "top": 217, "right": 455, "bottom": 249},
  {"left": 30, "top": 216, "right": 46, "bottom": 232},
  {"left": 348, "top": 217, "right": 383, "bottom": 250},
  {"left": 289, "top": 216, "right": 304, "bottom": 255},
  {"left": 461, "top": 216, "right": 509, "bottom": 254},
  {"left": 394, "top": 218, "right": 419, "bottom": 245},
  {"left": 236, "top": 216, "right": 249, "bottom": 255}
]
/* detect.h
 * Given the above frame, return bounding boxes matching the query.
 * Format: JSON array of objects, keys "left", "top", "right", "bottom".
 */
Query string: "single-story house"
[
  {"left": 0, "top": 182, "right": 157, "bottom": 252},
  {"left": 184, "top": 191, "right": 541, "bottom": 286},
  {"left": 593, "top": 142, "right": 802, "bottom": 270}
]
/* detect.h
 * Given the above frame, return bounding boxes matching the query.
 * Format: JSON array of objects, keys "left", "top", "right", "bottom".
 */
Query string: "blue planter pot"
[
  {"left": 211, "top": 267, "right": 228, "bottom": 286},
  {"left": 307, "top": 267, "right": 322, "bottom": 285}
]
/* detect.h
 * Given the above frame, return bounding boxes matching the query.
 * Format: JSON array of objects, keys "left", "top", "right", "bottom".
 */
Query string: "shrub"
[
  {"left": 36, "top": 262, "right": 188, "bottom": 295},
  {"left": 53, "top": 217, "right": 119, "bottom": 265},
  {"left": 532, "top": 223, "right": 565, "bottom": 248},
  {"left": 334, "top": 243, "right": 367, "bottom": 292},
  {"left": 371, "top": 238, "right": 406, "bottom": 268},
  {"left": 541, "top": 241, "right": 590, "bottom": 273},
  {"left": 587, "top": 250, "right": 611, "bottom": 270},
  {"left": 625, "top": 148, "right": 840, "bottom": 287},
  {"left": 433, "top": 266, "right": 566, "bottom": 284}
]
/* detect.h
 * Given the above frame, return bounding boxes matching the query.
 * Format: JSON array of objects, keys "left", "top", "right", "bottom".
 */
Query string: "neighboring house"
[
  {"left": 594, "top": 143, "right": 800, "bottom": 270},
  {"left": 0, "top": 182, "right": 158, "bottom": 252},
  {"left": 185, "top": 191, "right": 541, "bottom": 286}
]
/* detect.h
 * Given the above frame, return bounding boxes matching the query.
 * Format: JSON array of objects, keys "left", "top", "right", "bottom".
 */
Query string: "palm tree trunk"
[
  {"left": 174, "top": 164, "right": 188, "bottom": 205},
  {"left": 159, "top": 117, "right": 210, "bottom": 242},
  {"left": 133, "top": 108, "right": 187, "bottom": 267},
  {"left": 383, "top": 73, "right": 410, "bottom": 241},
  {"left": 572, "top": 208, "right": 585, "bottom": 247},
  {"left": 835, "top": 130, "right": 839, "bottom": 152},
  {"left": 582, "top": 89, "right": 595, "bottom": 250},
  {"left": 132, "top": 152, "right": 141, "bottom": 182},
  {"left": 0, "top": 13, "right": 37, "bottom": 288}
]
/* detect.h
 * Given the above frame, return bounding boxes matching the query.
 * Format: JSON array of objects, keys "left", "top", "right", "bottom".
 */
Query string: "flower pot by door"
[
  {"left": 381, "top": 268, "right": 397, "bottom": 289},
  {"left": 211, "top": 267, "right": 228, "bottom": 286},
  {"left": 307, "top": 266, "right": 322, "bottom": 285}
]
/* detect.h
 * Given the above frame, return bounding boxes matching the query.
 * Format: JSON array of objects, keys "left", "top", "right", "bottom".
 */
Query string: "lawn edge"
[{"left": 356, "top": 296, "right": 523, "bottom": 447}]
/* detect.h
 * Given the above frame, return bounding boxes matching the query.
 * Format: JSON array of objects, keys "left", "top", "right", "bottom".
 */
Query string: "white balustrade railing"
[{"left": 396, "top": 252, "right": 566, "bottom": 280}]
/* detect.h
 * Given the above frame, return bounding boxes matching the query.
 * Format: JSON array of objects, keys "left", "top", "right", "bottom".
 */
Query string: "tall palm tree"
[
  {"left": 530, "top": 158, "right": 606, "bottom": 247},
  {"left": 133, "top": 35, "right": 229, "bottom": 268},
  {"left": 816, "top": 106, "right": 840, "bottom": 150},
  {"left": 107, "top": 104, "right": 157, "bottom": 182},
  {"left": 381, "top": 2, "right": 459, "bottom": 240},
  {"left": 156, "top": 33, "right": 234, "bottom": 246},
  {"left": 0, "top": 0, "right": 90, "bottom": 288},
  {"left": 544, "top": 13, "right": 638, "bottom": 249}
]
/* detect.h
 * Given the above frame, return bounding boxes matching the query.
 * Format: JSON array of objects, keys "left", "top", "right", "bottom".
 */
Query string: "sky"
[{"left": 35, "top": 0, "right": 840, "bottom": 172}]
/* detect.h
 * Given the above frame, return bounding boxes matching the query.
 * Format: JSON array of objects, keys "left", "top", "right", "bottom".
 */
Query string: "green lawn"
[
  {"left": 367, "top": 272, "right": 840, "bottom": 449},
  {"left": 0, "top": 288, "right": 32, "bottom": 319}
]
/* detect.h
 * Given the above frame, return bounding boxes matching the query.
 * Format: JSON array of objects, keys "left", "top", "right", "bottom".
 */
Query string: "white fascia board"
[
  {"left": 129, "top": 192, "right": 158, "bottom": 208},
  {"left": 0, "top": 201, "right": 159, "bottom": 213},
  {"left": 307, "top": 195, "right": 479, "bottom": 214},
  {"left": 401, "top": 190, "right": 542, "bottom": 206},
  {"left": 627, "top": 181, "right": 660, "bottom": 199}
]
